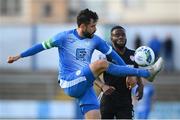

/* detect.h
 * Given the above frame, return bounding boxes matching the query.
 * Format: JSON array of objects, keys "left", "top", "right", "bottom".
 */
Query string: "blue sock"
[{"left": 106, "top": 63, "right": 150, "bottom": 78}]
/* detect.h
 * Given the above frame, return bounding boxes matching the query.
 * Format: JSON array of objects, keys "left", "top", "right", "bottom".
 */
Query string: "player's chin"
[{"left": 90, "top": 33, "right": 95, "bottom": 38}]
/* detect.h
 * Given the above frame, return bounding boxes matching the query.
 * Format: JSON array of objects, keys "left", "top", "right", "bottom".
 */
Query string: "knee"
[
  {"left": 90, "top": 60, "right": 109, "bottom": 77},
  {"left": 85, "top": 110, "right": 101, "bottom": 119},
  {"left": 93, "top": 60, "right": 109, "bottom": 71}
]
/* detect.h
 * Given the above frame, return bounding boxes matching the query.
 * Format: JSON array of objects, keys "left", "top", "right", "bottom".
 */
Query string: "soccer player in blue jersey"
[{"left": 7, "top": 9, "right": 163, "bottom": 119}]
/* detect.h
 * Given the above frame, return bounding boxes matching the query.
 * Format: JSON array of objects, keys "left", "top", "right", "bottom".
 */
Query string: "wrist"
[{"left": 16, "top": 55, "right": 21, "bottom": 61}]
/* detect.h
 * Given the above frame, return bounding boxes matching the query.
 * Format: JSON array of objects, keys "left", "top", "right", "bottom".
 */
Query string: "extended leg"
[
  {"left": 90, "top": 60, "right": 149, "bottom": 78},
  {"left": 89, "top": 57, "right": 164, "bottom": 82}
]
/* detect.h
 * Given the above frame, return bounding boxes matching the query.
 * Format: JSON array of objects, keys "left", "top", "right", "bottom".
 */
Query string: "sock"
[{"left": 106, "top": 63, "right": 150, "bottom": 78}]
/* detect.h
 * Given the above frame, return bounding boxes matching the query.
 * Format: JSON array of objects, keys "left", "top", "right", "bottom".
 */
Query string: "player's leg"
[
  {"left": 90, "top": 57, "right": 163, "bottom": 82},
  {"left": 79, "top": 87, "right": 101, "bottom": 119},
  {"left": 89, "top": 59, "right": 148, "bottom": 78},
  {"left": 85, "top": 109, "right": 101, "bottom": 119},
  {"left": 106, "top": 57, "right": 164, "bottom": 82},
  {"left": 116, "top": 109, "right": 133, "bottom": 119},
  {"left": 60, "top": 66, "right": 101, "bottom": 119},
  {"left": 90, "top": 59, "right": 145, "bottom": 79},
  {"left": 62, "top": 65, "right": 97, "bottom": 97},
  {"left": 146, "top": 57, "right": 164, "bottom": 82},
  {"left": 100, "top": 94, "right": 115, "bottom": 119},
  {"left": 100, "top": 111, "right": 115, "bottom": 119},
  {"left": 136, "top": 111, "right": 149, "bottom": 119}
]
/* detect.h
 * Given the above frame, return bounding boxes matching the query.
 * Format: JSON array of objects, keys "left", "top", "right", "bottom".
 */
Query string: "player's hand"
[
  {"left": 7, "top": 55, "right": 21, "bottom": 63},
  {"left": 101, "top": 84, "right": 115, "bottom": 95},
  {"left": 135, "top": 83, "right": 144, "bottom": 100},
  {"left": 126, "top": 76, "right": 137, "bottom": 89}
]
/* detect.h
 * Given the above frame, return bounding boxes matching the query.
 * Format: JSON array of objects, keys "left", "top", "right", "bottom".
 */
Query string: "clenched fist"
[
  {"left": 126, "top": 76, "right": 137, "bottom": 89},
  {"left": 7, "top": 55, "right": 21, "bottom": 63}
]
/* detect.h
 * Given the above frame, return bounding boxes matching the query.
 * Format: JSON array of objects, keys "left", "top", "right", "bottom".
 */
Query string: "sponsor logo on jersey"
[{"left": 76, "top": 70, "right": 81, "bottom": 76}]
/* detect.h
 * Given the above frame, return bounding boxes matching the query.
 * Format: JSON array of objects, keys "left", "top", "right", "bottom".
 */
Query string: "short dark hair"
[
  {"left": 77, "top": 9, "right": 98, "bottom": 27},
  {"left": 111, "top": 26, "right": 125, "bottom": 33}
]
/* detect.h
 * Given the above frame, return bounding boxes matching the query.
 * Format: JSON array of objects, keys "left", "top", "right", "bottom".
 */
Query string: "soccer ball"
[{"left": 134, "top": 46, "right": 155, "bottom": 67}]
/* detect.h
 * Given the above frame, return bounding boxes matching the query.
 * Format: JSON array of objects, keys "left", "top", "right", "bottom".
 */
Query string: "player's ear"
[{"left": 80, "top": 24, "right": 86, "bottom": 30}]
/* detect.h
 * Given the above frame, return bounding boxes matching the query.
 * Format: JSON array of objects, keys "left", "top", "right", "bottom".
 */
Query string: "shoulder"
[
  {"left": 52, "top": 29, "right": 74, "bottom": 40},
  {"left": 93, "top": 35, "right": 104, "bottom": 42},
  {"left": 56, "top": 29, "right": 74, "bottom": 37},
  {"left": 66, "top": 29, "right": 75, "bottom": 34},
  {"left": 124, "top": 48, "right": 138, "bottom": 66},
  {"left": 93, "top": 35, "right": 110, "bottom": 46}
]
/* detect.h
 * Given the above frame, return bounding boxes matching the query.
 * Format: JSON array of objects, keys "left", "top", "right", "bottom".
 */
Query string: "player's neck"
[
  {"left": 76, "top": 28, "right": 84, "bottom": 38},
  {"left": 115, "top": 46, "right": 126, "bottom": 55}
]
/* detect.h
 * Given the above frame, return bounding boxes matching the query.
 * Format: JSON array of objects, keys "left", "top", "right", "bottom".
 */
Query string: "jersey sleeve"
[
  {"left": 20, "top": 43, "right": 45, "bottom": 58},
  {"left": 95, "top": 36, "right": 112, "bottom": 55},
  {"left": 42, "top": 32, "right": 66, "bottom": 49},
  {"left": 20, "top": 32, "right": 66, "bottom": 58}
]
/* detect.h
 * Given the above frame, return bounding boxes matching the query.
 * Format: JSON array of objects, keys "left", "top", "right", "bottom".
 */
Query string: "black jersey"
[{"left": 101, "top": 47, "right": 137, "bottom": 110}]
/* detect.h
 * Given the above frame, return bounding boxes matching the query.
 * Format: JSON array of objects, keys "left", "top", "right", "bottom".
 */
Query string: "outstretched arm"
[
  {"left": 7, "top": 31, "right": 65, "bottom": 64},
  {"left": 7, "top": 43, "right": 45, "bottom": 63}
]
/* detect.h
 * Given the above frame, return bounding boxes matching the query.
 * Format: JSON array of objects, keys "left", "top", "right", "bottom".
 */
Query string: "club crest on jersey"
[{"left": 76, "top": 48, "right": 87, "bottom": 61}]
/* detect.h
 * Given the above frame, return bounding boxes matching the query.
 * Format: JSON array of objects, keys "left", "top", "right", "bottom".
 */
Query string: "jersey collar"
[{"left": 73, "top": 29, "right": 86, "bottom": 40}]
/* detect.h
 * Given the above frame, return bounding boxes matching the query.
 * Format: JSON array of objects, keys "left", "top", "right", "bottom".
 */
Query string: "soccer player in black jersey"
[{"left": 98, "top": 26, "right": 144, "bottom": 119}]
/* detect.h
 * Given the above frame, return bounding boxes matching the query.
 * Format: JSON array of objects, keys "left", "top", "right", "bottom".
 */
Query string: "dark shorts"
[
  {"left": 101, "top": 109, "right": 134, "bottom": 119},
  {"left": 100, "top": 94, "right": 134, "bottom": 119}
]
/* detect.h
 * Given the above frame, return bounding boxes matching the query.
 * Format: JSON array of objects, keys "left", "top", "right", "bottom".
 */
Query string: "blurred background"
[{"left": 0, "top": 0, "right": 180, "bottom": 119}]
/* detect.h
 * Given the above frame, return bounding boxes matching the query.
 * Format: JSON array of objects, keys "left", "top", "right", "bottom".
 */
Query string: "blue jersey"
[
  {"left": 42, "top": 29, "right": 111, "bottom": 80},
  {"left": 20, "top": 29, "right": 129, "bottom": 114},
  {"left": 21, "top": 28, "right": 126, "bottom": 88}
]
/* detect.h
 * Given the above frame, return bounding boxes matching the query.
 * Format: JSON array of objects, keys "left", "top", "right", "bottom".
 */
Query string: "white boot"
[{"left": 147, "top": 57, "right": 164, "bottom": 82}]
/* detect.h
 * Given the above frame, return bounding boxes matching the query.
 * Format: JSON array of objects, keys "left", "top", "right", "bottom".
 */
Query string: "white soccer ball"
[{"left": 134, "top": 46, "right": 155, "bottom": 67}]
